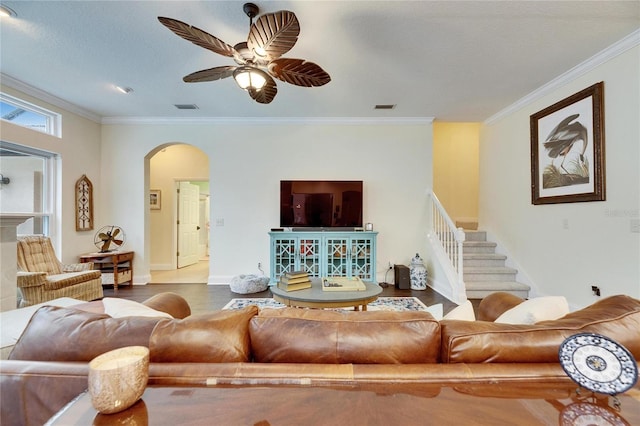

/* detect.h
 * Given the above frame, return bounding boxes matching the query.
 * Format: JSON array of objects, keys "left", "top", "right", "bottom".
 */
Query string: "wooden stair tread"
[
  {"left": 465, "top": 281, "right": 531, "bottom": 290},
  {"left": 464, "top": 266, "right": 517, "bottom": 273},
  {"left": 463, "top": 253, "right": 507, "bottom": 259}
]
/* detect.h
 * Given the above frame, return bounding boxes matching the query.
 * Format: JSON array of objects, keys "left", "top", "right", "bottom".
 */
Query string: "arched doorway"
[{"left": 147, "top": 143, "right": 210, "bottom": 283}]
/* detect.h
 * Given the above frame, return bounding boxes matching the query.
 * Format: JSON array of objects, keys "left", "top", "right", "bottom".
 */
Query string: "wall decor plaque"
[{"left": 75, "top": 174, "right": 94, "bottom": 231}]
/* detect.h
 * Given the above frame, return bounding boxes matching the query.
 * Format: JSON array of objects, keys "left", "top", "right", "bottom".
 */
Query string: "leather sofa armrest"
[
  {"left": 62, "top": 262, "right": 93, "bottom": 272},
  {"left": 16, "top": 271, "right": 46, "bottom": 288},
  {"left": 143, "top": 292, "right": 191, "bottom": 319},
  {"left": 477, "top": 292, "right": 525, "bottom": 322},
  {"left": 70, "top": 292, "right": 192, "bottom": 318}
]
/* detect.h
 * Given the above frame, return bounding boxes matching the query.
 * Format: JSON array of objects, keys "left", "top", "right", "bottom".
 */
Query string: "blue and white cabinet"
[{"left": 269, "top": 231, "right": 377, "bottom": 283}]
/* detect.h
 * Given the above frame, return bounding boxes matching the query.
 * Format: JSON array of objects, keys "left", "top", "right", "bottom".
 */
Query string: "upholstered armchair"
[{"left": 16, "top": 235, "right": 103, "bottom": 307}]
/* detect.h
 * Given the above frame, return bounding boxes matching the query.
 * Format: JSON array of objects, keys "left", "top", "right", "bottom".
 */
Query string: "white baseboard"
[
  {"left": 132, "top": 274, "right": 150, "bottom": 285},
  {"left": 208, "top": 275, "right": 233, "bottom": 285}
]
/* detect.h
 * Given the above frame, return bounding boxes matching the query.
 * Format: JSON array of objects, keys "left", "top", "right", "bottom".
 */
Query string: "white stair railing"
[{"left": 429, "top": 191, "right": 466, "bottom": 288}]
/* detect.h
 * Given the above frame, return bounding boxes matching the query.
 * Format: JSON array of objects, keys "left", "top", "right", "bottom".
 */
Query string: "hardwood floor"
[
  {"left": 104, "top": 283, "right": 460, "bottom": 316},
  {"left": 124, "top": 261, "right": 464, "bottom": 315},
  {"left": 149, "top": 260, "right": 209, "bottom": 284},
  {"left": 104, "top": 283, "right": 456, "bottom": 314}
]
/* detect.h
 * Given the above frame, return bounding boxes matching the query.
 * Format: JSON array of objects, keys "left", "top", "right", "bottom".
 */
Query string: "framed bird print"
[{"left": 530, "top": 82, "right": 605, "bottom": 204}]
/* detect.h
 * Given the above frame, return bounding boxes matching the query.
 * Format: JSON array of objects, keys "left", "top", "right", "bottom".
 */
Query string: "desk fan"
[{"left": 94, "top": 226, "right": 126, "bottom": 252}]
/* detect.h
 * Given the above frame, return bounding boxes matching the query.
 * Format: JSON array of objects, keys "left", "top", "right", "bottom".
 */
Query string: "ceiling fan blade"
[
  {"left": 247, "top": 11, "right": 299, "bottom": 62},
  {"left": 248, "top": 74, "right": 278, "bottom": 104},
  {"left": 183, "top": 66, "right": 237, "bottom": 83},
  {"left": 158, "top": 17, "right": 236, "bottom": 58},
  {"left": 268, "top": 58, "right": 331, "bottom": 87}
]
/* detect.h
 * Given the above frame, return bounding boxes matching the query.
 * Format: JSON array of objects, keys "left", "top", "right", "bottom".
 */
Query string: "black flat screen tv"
[{"left": 280, "top": 180, "right": 363, "bottom": 228}]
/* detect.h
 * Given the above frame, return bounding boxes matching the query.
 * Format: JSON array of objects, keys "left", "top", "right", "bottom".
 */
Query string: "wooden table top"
[
  {"left": 47, "top": 383, "right": 640, "bottom": 425},
  {"left": 79, "top": 250, "right": 133, "bottom": 259},
  {"left": 270, "top": 278, "right": 382, "bottom": 309}
]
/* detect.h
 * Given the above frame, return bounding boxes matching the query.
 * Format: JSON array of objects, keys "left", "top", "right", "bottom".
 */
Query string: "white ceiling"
[{"left": 1, "top": 1, "right": 638, "bottom": 122}]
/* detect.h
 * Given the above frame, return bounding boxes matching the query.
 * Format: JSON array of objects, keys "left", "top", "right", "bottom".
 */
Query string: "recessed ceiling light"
[
  {"left": 0, "top": 5, "right": 17, "bottom": 17},
  {"left": 115, "top": 86, "right": 133, "bottom": 94},
  {"left": 374, "top": 104, "right": 396, "bottom": 110}
]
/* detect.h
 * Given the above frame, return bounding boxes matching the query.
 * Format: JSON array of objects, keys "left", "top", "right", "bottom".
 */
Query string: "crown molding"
[
  {"left": 0, "top": 73, "right": 433, "bottom": 126},
  {"left": 100, "top": 116, "right": 435, "bottom": 126},
  {"left": 0, "top": 73, "right": 102, "bottom": 123},
  {"left": 485, "top": 29, "right": 640, "bottom": 125}
]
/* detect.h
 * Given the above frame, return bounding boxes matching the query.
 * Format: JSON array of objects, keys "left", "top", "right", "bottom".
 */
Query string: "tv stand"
[{"left": 269, "top": 230, "right": 377, "bottom": 283}]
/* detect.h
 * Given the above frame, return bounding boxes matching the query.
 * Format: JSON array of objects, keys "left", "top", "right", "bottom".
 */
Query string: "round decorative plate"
[
  {"left": 560, "top": 402, "right": 630, "bottom": 426},
  {"left": 559, "top": 333, "right": 638, "bottom": 395}
]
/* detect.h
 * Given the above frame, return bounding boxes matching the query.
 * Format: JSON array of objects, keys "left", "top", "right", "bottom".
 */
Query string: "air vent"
[
  {"left": 374, "top": 104, "right": 396, "bottom": 110},
  {"left": 174, "top": 104, "right": 199, "bottom": 110}
]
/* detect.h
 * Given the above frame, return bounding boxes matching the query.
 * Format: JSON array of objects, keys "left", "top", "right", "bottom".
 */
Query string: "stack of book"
[
  {"left": 321, "top": 276, "right": 366, "bottom": 292},
  {"left": 278, "top": 270, "right": 312, "bottom": 291}
]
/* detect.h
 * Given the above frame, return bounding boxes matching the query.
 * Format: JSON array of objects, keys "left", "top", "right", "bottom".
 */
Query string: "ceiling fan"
[{"left": 158, "top": 3, "right": 331, "bottom": 104}]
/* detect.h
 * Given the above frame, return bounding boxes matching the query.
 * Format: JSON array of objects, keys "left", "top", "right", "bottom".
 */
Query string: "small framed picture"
[{"left": 150, "top": 189, "right": 161, "bottom": 210}]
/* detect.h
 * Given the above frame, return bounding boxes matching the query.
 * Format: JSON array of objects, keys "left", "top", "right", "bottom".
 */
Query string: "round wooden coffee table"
[{"left": 270, "top": 278, "right": 382, "bottom": 310}]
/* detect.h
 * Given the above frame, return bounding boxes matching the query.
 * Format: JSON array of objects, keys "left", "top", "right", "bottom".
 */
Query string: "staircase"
[{"left": 463, "top": 231, "right": 530, "bottom": 299}]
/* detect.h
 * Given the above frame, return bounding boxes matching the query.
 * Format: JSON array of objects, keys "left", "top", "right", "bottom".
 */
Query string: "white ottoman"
[{"left": 229, "top": 274, "right": 270, "bottom": 294}]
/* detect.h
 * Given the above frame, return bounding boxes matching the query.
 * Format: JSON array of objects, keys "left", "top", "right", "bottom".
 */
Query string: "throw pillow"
[
  {"left": 9, "top": 306, "right": 162, "bottom": 361},
  {"left": 443, "top": 300, "right": 476, "bottom": 321},
  {"left": 249, "top": 308, "right": 441, "bottom": 363},
  {"left": 103, "top": 297, "right": 173, "bottom": 319},
  {"left": 424, "top": 303, "right": 443, "bottom": 321},
  {"left": 494, "top": 296, "right": 569, "bottom": 324},
  {"left": 148, "top": 305, "right": 258, "bottom": 362}
]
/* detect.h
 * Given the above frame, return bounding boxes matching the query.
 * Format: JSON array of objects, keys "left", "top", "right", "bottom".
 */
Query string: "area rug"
[{"left": 223, "top": 297, "right": 441, "bottom": 316}]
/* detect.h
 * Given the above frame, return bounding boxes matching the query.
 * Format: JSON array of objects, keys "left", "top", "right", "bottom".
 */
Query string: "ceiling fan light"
[
  {"left": 233, "top": 67, "right": 267, "bottom": 90},
  {"left": 0, "top": 5, "right": 17, "bottom": 18}
]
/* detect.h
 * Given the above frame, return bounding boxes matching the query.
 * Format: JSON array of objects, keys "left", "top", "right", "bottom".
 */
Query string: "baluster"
[{"left": 430, "top": 191, "right": 465, "bottom": 293}]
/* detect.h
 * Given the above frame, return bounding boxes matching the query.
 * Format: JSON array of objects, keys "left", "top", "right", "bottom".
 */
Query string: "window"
[
  {"left": 0, "top": 141, "right": 57, "bottom": 236},
  {"left": 0, "top": 93, "right": 61, "bottom": 137}
]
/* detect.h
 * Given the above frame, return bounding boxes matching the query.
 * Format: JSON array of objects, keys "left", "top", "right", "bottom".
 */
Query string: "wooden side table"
[{"left": 79, "top": 251, "right": 134, "bottom": 290}]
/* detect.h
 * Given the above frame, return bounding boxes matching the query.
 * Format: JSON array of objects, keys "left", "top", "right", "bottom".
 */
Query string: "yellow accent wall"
[{"left": 433, "top": 122, "right": 480, "bottom": 227}]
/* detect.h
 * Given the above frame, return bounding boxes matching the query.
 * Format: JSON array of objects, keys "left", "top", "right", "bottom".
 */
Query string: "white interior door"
[
  {"left": 177, "top": 181, "right": 199, "bottom": 268},
  {"left": 198, "top": 194, "right": 209, "bottom": 259}
]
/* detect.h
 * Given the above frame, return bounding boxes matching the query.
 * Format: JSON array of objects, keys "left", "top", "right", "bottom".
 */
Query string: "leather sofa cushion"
[
  {"left": 249, "top": 308, "right": 441, "bottom": 364},
  {"left": 9, "top": 306, "right": 162, "bottom": 361},
  {"left": 148, "top": 306, "right": 258, "bottom": 363},
  {"left": 441, "top": 295, "right": 640, "bottom": 363}
]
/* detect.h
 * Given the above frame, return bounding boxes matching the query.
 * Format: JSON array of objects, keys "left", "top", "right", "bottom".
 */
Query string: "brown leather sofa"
[{"left": 2, "top": 292, "right": 639, "bottom": 425}]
